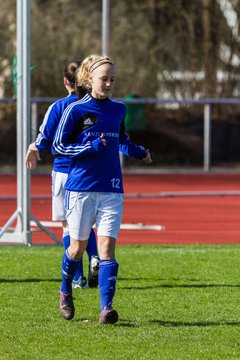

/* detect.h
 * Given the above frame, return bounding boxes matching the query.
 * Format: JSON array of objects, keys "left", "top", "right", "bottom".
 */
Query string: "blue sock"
[
  {"left": 73, "top": 258, "right": 84, "bottom": 281},
  {"left": 62, "top": 232, "right": 83, "bottom": 281},
  {"left": 86, "top": 229, "right": 98, "bottom": 261},
  {"left": 62, "top": 231, "right": 70, "bottom": 250},
  {"left": 61, "top": 249, "right": 82, "bottom": 293},
  {"left": 73, "top": 229, "right": 97, "bottom": 281},
  {"left": 99, "top": 259, "right": 119, "bottom": 311}
]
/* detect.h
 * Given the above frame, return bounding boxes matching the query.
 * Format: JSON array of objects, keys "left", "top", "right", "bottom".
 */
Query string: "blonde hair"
[{"left": 75, "top": 54, "right": 114, "bottom": 92}]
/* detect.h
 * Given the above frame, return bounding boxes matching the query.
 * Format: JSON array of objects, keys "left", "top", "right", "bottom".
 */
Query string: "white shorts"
[
  {"left": 65, "top": 191, "right": 124, "bottom": 241},
  {"left": 52, "top": 170, "right": 68, "bottom": 221}
]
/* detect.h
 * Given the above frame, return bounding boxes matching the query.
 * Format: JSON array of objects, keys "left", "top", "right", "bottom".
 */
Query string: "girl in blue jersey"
[
  {"left": 54, "top": 54, "right": 152, "bottom": 324},
  {"left": 25, "top": 60, "right": 99, "bottom": 288}
]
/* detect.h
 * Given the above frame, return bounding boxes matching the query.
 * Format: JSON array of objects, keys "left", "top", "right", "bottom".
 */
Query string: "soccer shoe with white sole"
[
  {"left": 59, "top": 290, "right": 75, "bottom": 320},
  {"left": 72, "top": 276, "right": 87, "bottom": 289},
  {"left": 99, "top": 304, "right": 118, "bottom": 324},
  {"left": 88, "top": 256, "right": 100, "bottom": 288}
]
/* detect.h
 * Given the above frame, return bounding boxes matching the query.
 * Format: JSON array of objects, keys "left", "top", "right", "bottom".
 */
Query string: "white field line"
[
  {"left": 2, "top": 190, "right": 240, "bottom": 201},
  {"left": 125, "top": 190, "right": 240, "bottom": 198},
  {"left": 30, "top": 221, "right": 165, "bottom": 231}
]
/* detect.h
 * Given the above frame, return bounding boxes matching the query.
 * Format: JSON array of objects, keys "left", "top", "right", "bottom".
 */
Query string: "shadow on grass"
[
  {"left": 116, "top": 319, "right": 137, "bottom": 327},
  {"left": 74, "top": 317, "right": 136, "bottom": 327},
  {"left": 2, "top": 278, "right": 240, "bottom": 290},
  {"left": 160, "top": 283, "right": 240, "bottom": 288},
  {"left": 151, "top": 320, "right": 240, "bottom": 327},
  {"left": 120, "top": 283, "right": 240, "bottom": 290},
  {"left": 119, "top": 277, "right": 205, "bottom": 282},
  {"left": 119, "top": 277, "right": 240, "bottom": 289},
  {"left": 0, "top": 278, "right": 60, "bottom": 283}
]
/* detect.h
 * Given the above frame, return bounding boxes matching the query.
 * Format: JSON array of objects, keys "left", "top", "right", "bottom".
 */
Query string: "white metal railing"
[{"left": 1, "top": 97, "right": 240, "bottom": 171}]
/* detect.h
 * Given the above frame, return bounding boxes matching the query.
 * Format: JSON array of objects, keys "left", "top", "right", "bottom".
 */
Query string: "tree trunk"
[{"left": 202, "top": 0, "right": 217, "bottom": 97}]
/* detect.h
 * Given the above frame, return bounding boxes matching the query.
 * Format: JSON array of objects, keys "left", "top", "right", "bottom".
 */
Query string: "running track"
[{"left": 0, "top": 173, "right": 240, "bottom": 245}]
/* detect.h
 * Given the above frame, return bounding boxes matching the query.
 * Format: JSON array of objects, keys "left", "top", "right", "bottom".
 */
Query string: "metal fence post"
[
  {"left": 102, "top": 0, "right": 109, "bottom": 56},
  {"left": 204, "top": 103, "right": 211, "bottom": 171},
  {"left": 31, "top": 101, "right": 38, "bottom": 141}
]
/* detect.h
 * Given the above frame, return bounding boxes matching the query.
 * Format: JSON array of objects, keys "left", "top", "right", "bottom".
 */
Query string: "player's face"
[{"left": 89, "top": 63, "right": 115, "bottom": 99}]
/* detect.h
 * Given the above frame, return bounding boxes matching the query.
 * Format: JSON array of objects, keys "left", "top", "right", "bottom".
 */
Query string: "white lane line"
[
  {"left": 30, "top": 221, "right": 165, "bottom": 231},
  {"left": 2, "top": 190, "right": 240, "bottom": 201}
]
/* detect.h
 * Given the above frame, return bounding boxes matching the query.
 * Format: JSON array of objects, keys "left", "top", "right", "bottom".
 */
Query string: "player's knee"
[
  {"left": 98, "top": 236, "right": 116, "bottom": 259},
  {"left": 69, "top": 238, "right": 87, "bottom": 260},
  {"left": 62, "top": 220, "right": 68, "bottom": 231}
]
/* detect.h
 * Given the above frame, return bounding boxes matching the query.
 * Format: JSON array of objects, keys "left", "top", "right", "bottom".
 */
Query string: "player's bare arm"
[
  {"left": 142, "top": 149, "right": 153, "bottom": 164},
  {"left": 25, "top": 142, "right": 41, "bottom": 169}
]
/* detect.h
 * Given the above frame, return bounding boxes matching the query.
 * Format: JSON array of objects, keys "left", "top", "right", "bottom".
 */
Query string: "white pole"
[
  {"left": 0, "top": 0, "right": 61, "bottom": 245},
  {"left": 102, "top": 0, "right": 109, "bottom": 55},
  {"left": 0, "top": 0, "right": 30, "bottom": 244},
  {"left": 22, "top": 0, "right": 32, "bottom": 245},
  {"left": 31, "top": 102, "right": 38, "bottom": 141},
  {"left": 16, "top": 0, "right": 24, "bottom": 233},
  {"left": 102, "top": 1, "right": 125, "bottom": 166},
  {"left": 204, "top": 104, "right": 211, "bottom": 172}
]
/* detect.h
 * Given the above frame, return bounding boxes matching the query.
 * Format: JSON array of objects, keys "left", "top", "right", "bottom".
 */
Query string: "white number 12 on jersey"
[{"left": 111, "top": 178, "right": 120, "bottom": 188}]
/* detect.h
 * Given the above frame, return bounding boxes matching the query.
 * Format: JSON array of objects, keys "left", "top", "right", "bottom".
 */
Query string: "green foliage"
[
  {"left": 1, "top": 1, "right": 240, "bottom": 98},
  {"left": 0, "top": 244, "right": 240, "bottom": 359}
]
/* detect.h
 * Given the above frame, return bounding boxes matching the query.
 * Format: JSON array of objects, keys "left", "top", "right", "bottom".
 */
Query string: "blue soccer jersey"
[
  {"left": 53, "top": 96, "right": 146, "bottom": 193},
  {"left": 35, "top": 93, "right": 90, "bottom": 173}
]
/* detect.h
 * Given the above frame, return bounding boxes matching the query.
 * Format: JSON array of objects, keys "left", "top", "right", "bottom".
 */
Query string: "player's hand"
[
  {"left": 25, "top": 143, "right": 41, "bottom": 169},
  {"left": 100, "top": 133, "right": 106, "bottom": 146},
  {"left": 142, "top": 149, "right": 152, "bottom": 164}
]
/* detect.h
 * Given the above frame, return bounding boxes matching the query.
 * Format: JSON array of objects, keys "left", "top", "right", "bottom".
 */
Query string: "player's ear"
[
  {"left": 88, "top": 73, "right": 93, "bottom": 83},
  {"left": 63, "top": 77, "right": 69, "bottom": 87}
]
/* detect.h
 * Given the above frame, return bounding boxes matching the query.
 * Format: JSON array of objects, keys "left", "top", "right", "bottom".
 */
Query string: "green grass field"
[{"left": 1, "top": 244, "right": 240, "bottom": 359}]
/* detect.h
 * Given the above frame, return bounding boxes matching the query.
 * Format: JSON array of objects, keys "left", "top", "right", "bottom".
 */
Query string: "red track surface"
[{"left": 1, "top": 173, "right": 240, "bottom": 245}]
